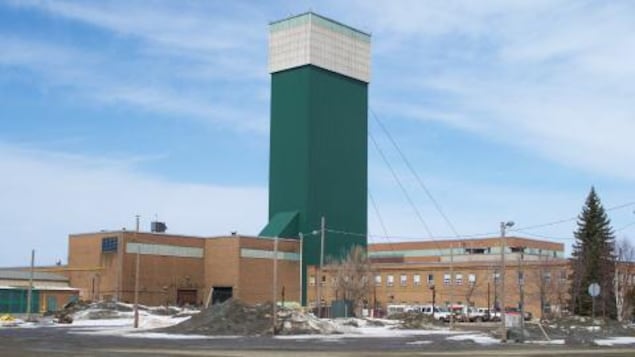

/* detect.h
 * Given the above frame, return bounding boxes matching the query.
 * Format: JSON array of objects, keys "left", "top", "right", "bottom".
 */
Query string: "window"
[
  {"left": 543, "top": 271, "right": 551, "bottom": 284},
  {"left": 375, "top": 274, "right": 382, "bottom": 286},
  {"left": 518, "top": 271, "right": 524, "bottom": 285},
  {"left": 468, "top": 273, "right": 476, "bottom": 285},
  {"left": 400, "top": 274, "right": 407, "bottom": 286},
  {"left": 510, "top": 247, "right": 525, "bottom": 253},
  {"left": 455, "top": 274, "right": 463, "bottom": 285},
  {"left": 414, "top": 274, "right": 421, "bottom": 286},
  {"left": 443, "top": 273, "right": 451, "bottom": 286},
  {"left": 427, "top": 274, "right": 434, "bottom": 285},
  {"left": 321, "top": 275, "right": 326, "bottom": 286},
  {"left": 101, "top": 237, "right": 118, "bottom": 253},
  {"left": 387, "top": 275, "right": 394, "bottom": 287},
  {"left": 465, "top": 248, "right": 486, "bottom": 254},
  {"left": 493, "top": 271, "right": 500, "bottom": 283},
  {"left": 309, "top": 275, "right": 316, "bottom": 286},
  {"left": 559, "top": 270, "right": 567, "bottom": 282}
]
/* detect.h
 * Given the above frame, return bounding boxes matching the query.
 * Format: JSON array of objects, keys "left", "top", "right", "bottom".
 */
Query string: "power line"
[
  {"left": 370, "top": 108, "right": 462, "bottom": 238},
  {"left": 369, "top": 131, "right": 435, "bottom": 239},
  {"left": 515, "top": 231, "right": 575, "bottom": 241},
  {"left": 511, "top": 202, "right": 635, "bottom": 233},
  {"left": 369, "top": 191, "right": 390, "bottom": 238},
  {"left": 368, "top": 191, "right": 398, "bottom": 254},
  {"left": 615, "top": 221, "right": 635, "bottom": 233}
]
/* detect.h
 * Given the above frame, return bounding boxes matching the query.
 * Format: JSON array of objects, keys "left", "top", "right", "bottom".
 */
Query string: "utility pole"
[
  {"left": 26, "top": 249, "right": 35, "bottom": 321},
  {"left": 317, "top": 216, "right": 325, "bottom": 318},
  {"left": 272, "top": 236, "right": 279, "bottom": 334},
  {"left": 133, "top": 245, "right": 140, "bottom": 328},
  {"left": 449, "top": 242, "right": 455, "bottom": 329},
  {"left": 492, "top": 265, "right": 498, "bottom": 318},
  {"left": 518, "top": 248, "right": 525, "bottom": 342},
  {"left": 499, "top": 221, "right": 514, "bottom": 342},
  {"left": 487, "top": 281, "right": 491, "bottom": 321},
  {"left": 135, "top": 214, "right": 140, "bottom": 232},
  {"left": 299, "top": 232, "right": 304, "bottom": 306}
]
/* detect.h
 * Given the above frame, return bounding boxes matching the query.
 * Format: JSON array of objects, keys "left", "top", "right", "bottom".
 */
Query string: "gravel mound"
[
  {"left": 494, "top": 315, "right": 635, "bottom": 345},
  {"left": 162, "top": 299, "right": 339, "bottom": 336}
]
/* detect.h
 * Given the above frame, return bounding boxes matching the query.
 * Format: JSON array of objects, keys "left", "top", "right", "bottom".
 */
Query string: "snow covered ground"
[
  {"left": 2, "top": 307, "right": 635, "bottom": 347},
  {"left": 594, "top": 337, "right": 635, "bottom": 346}
]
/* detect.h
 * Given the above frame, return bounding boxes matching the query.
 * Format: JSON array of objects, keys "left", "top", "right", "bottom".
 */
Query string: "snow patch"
[
  {"left": 446, "top": 334, "right": 500, "bottom": 345},
  {"left": 594, "top": 337, "right": 635, "bottom": 346},
  {"left": 526, "top": 339, "right": 566, "bottom": 345},
  {"left": 275, "top": 326, "right": 463, "bottom": 340}
]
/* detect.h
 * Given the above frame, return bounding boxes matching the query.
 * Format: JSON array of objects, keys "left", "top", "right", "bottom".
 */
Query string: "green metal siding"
[
  {"left": 0, "top": 289, "right": 40, "bottom": 314},
  {"left": 263, "top": 65, "right": 368, "bottom": 304}
]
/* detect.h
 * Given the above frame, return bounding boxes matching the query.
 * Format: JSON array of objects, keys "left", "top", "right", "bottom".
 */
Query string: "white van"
[
  {"left": 419, "top": 304, "right": 451, "bottom": 322},
  {"left": 386, "top": 304, "right": 408, "bottom": 316}
]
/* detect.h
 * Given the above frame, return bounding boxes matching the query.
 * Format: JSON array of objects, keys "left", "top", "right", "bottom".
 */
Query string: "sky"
[{"left": 1, "top": 0, "right": 634, "bottom": 266}]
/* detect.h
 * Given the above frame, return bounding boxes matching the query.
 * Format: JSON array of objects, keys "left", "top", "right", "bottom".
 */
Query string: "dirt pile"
[
  {"left": 388, "top": 312, "right": 445, "bottom": 329},
  {"left": 53, "top": 301, "right": 196, "bottom": 324},
  {"left": 276, "top": 308, "right": 339, "bottom": 335},
  {"left": 495, "top": 315, "right": 635, "bottom": 345},
  {"left": 57, "top": 301, "right": 135, "bottom": 323},
  {"left": 541, "top": 315, "right": 634, "bottom": 345},
  {"left": 163, "top": 299, "right": 339, "bottom": 336}
]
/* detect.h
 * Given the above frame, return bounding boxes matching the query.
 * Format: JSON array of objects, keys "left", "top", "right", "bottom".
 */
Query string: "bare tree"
[
  {"left": 614, "top": 238, "right": 635, "bottom": 322},
  {"left": 328, "top": 245, "right": 373, "bottom": 316},
  {"left": 529, "top": 255, "right": 554, "bottom": 320},
  {"left": 463, "top": 273, "right": 481, "bottom": 307}
]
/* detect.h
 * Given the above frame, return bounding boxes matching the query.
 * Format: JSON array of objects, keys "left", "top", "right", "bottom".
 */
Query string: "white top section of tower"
[{"left": 269, "top": 12, "right": 371, "bottom": 83}]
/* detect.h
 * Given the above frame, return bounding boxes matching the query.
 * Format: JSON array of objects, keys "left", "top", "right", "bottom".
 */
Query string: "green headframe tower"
[{"left": 259, "top": 12, "right": 371, "bottom": 304}]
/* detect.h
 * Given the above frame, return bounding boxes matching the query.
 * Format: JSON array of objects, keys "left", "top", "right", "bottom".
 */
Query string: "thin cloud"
[
  {"left": 351, "top": 0, "right": 635, "bottom": 181},
  {"left": 0, "top": 143, "right": 268, "bottom": 266},
  {"left": 0, "top": 35, "right": 268, "bottom": 133},
  {"left": 10, "top": 0, "right": 265, "bottom": 53}
]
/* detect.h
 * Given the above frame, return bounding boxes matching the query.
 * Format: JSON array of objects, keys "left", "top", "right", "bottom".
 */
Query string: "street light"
[
  {"left": 500, "top": 220, "right": 514, "bottom": 342},
  {"left": 429, "top": 283, "right": 436, "bottom": 319}
]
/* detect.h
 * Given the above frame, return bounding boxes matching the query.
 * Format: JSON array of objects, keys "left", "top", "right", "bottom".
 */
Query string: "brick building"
[
  {"left": 307, "top": 237, "right": 570, "bottom": 318},
  {"left": 66, "top": 231, "right": 300, "bottom": 307},
  {"left": 63, "top": 230, "right": 576, "bottom": 320}
]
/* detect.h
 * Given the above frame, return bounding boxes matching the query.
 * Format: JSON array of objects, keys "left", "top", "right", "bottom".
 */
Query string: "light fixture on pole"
[{"left": 499, "top": 220, "right": 514, "bottom": 342}]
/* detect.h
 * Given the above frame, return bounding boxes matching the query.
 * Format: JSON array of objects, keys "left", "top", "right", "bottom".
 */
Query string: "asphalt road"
[{"left": 1, "top": 326, "right": 635, "bottom": 357}]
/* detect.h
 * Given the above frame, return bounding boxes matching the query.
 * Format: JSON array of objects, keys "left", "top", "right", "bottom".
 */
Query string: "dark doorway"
[
  {"left": 176, "top": 289, "right": 197, "bottom": 306},
  {"left": 211, "top": 287, "right": 233, "bottom": 305}
]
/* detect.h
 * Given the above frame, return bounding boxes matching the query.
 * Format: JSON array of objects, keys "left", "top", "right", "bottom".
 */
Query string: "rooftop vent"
[{"left": 151, "top": 221, "right": 167, "bottom": 233}]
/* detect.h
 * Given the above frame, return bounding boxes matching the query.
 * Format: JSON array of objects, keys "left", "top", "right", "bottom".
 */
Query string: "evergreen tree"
[{"left": 570, "top": 187, "right": 616, "bottom": 318}]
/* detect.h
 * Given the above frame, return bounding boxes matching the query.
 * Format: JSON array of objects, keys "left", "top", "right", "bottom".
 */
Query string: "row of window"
[{"left": 308, "top": 270, "right": 569, "bottom": 287}]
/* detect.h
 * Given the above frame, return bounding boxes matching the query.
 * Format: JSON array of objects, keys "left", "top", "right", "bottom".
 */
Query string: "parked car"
[
  {"left": 449, "top": 306, "right": 488, "bottom": 322},
  {"left": 448, "top": 304, "right": 468, "bottom": 322},
  {"left": 475, "top": 307, "right": 492, "bottom": 322},
  {"left": 504, "top": 307, "right": 533, "bottom": 321},
  {"left": 419, "top": 304, "right": 452, "bottom": 322},
  {"left": 466, "top": 306, "right": 488, "bottom": 322}
]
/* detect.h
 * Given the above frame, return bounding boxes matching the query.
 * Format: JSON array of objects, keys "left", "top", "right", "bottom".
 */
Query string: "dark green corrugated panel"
[
  {"left": 0, "top": 289, "right": 40, "bottom": 313},
  {"left": 259, "top": 211, "right": 299, "bottom": 238},
  {"left": 266, "top": 65, "right": 368, "bottom": 304}
]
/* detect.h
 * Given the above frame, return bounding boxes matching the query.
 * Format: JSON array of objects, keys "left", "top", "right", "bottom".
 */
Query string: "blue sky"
[{"left": 1, "top": 0, "right": 634, "bottom": 266}]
